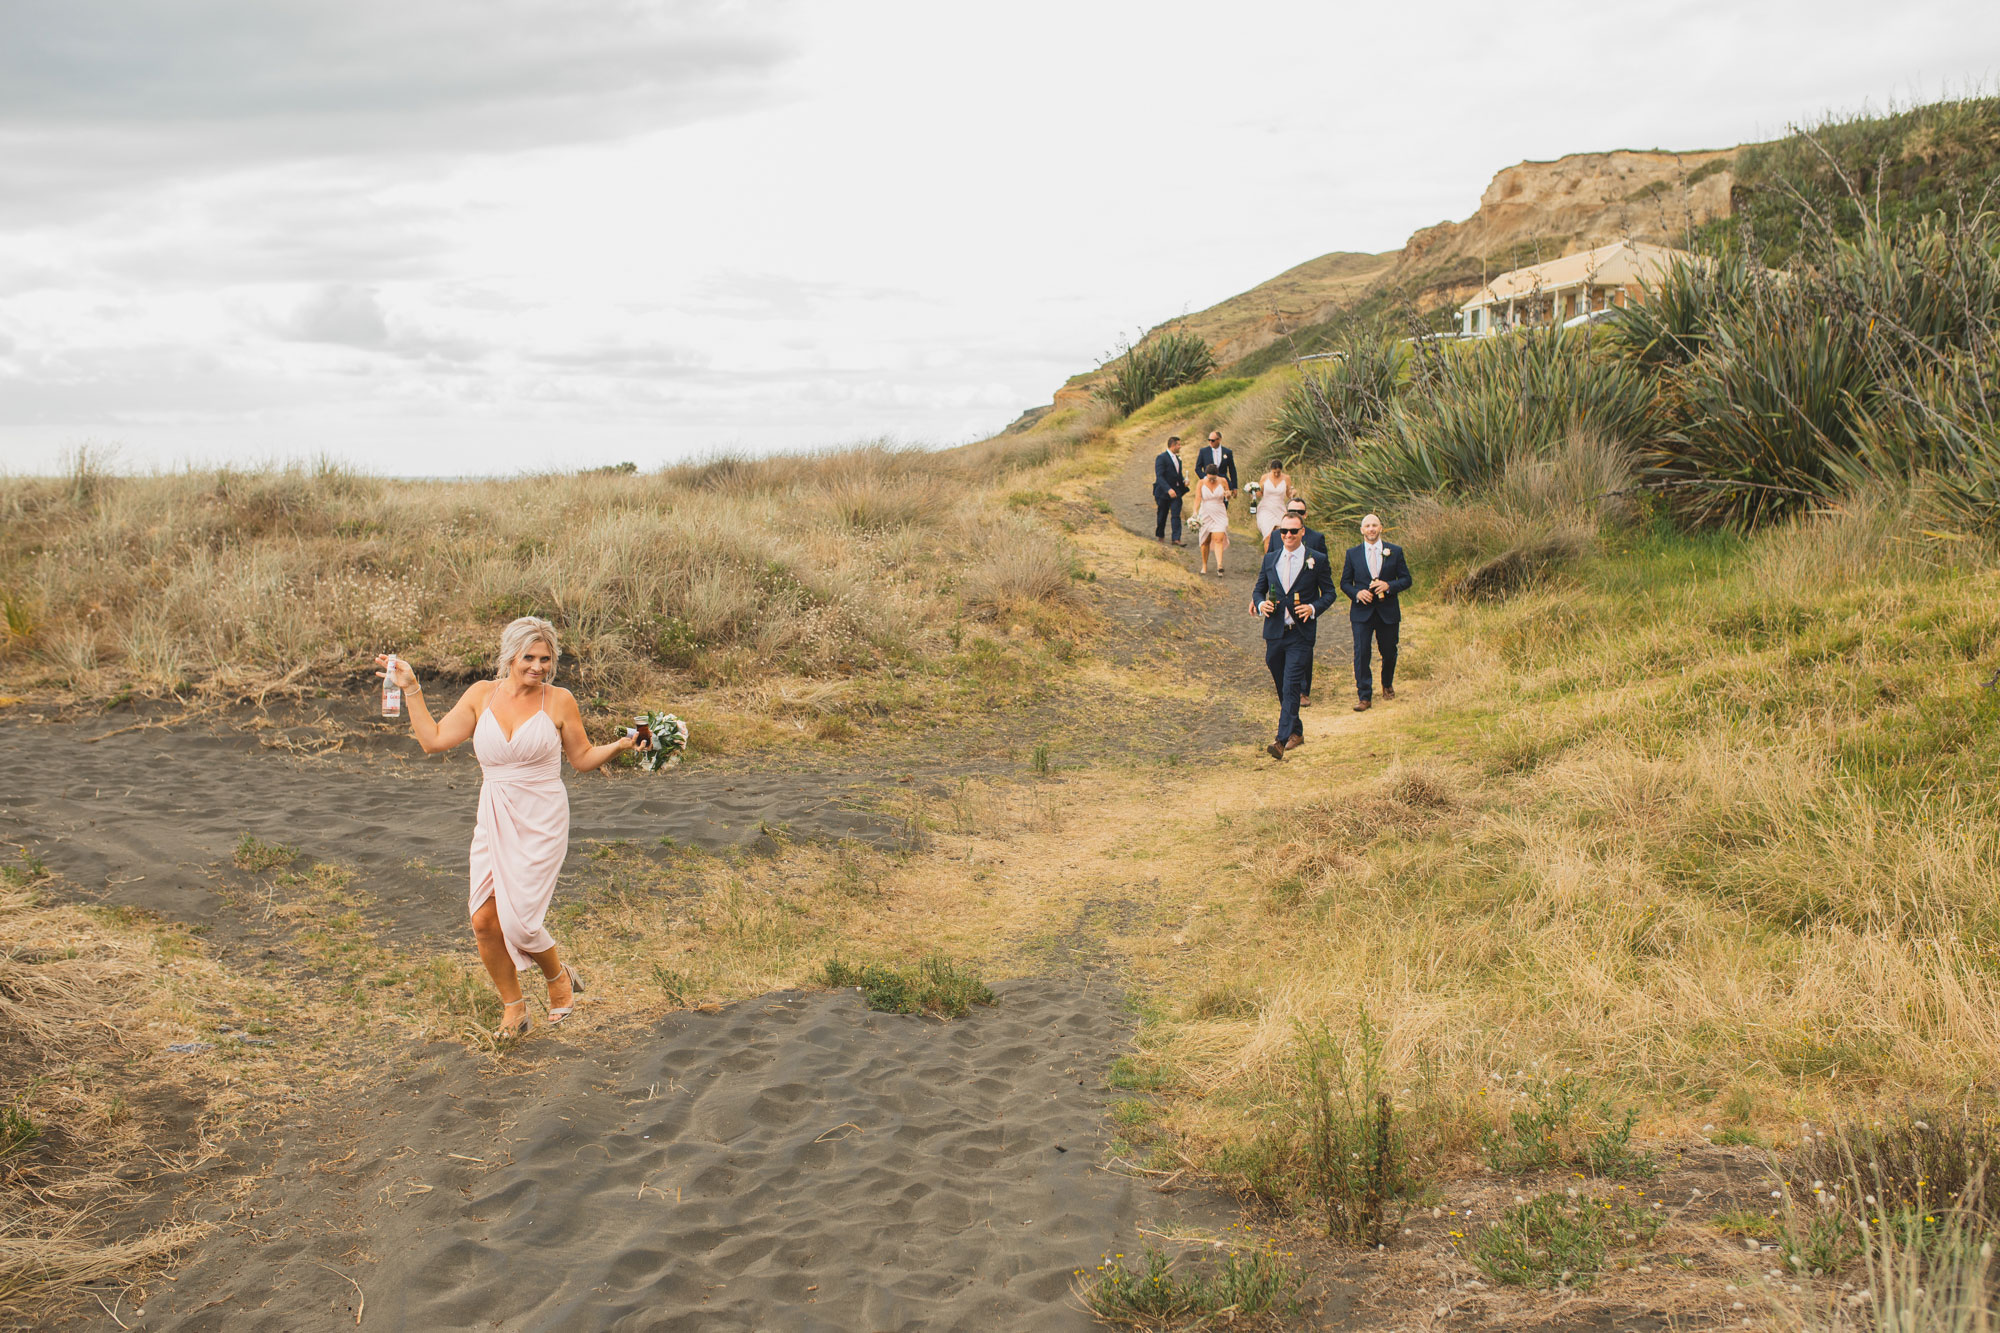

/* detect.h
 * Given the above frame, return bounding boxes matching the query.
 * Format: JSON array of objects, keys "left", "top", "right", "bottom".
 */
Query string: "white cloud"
[{"left": 1, "top": 0, "right": 1997, "bottom": 475}]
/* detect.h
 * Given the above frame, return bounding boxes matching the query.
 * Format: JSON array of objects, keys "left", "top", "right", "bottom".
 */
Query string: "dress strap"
[{"left": 540, "top": 685, "right": 549, "bottom": 715}]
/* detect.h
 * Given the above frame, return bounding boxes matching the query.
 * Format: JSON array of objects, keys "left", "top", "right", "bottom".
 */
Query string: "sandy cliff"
[{"left": 1026, "top": 143, "right": 1741, "bottom": 416}]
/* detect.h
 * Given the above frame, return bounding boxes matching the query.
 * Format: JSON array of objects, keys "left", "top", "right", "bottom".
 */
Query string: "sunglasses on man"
[{"left": 1279, "top": 526, "right": 1303, "bottom": 536}]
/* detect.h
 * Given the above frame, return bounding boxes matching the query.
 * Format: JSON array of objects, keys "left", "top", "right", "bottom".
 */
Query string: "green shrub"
[
  {"left": 1268, "top": 340, "right": 1407, "bottom": 463},
  {"left": 1482, "top": 1073, "right": 1655, "bottom": 1180},
  {"left": 1077, "top": 1246, "right": 1302, "bottom": 1326},
  {"left": 1648, "top": 308, "right": 1874, "bottom": 527},
  {"left": 1216, "top": 1011, "right": 1407, "bottom": 1244},
  {"left": 820, "top": 953, "right": 996, "bottom": 1019},
  {"left": 1475, "top": 1191, "right": 1661, "bottom": 1290},
  {"left": 1321, "top": 329, "right": 1655, "bottom": 521},
  {"left": 1096, "top": 328, "right": 1217, "bottom": 416}
]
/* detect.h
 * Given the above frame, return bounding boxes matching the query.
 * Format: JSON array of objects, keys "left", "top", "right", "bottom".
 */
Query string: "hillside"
[{"left": 1024, "top": 143, "right": 1740, "bottom": 413}]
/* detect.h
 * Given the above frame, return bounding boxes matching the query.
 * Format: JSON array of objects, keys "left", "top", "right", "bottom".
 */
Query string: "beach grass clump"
[
  {"left": 1095, "top": 328, "right": 1218, "bottom": 417},
  {"left": 1473, "top": 1191, "right": 1661, "bottom": 1290},
  {"left": 1781, "top": 1111, "right": 2000, "bottom": 1240},
  {"left": 820, "top": 953, "right": 995, "bottom": 1019},
  {"left": 232, "top": 834, "right": 299, "bottom": 872},
  {"left": 1076, "top": 1246, "right": 1302, "bottom": 1328}
]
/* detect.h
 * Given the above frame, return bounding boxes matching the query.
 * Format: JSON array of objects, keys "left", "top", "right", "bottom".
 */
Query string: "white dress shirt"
[
  {"left": 1365, "top": 540, "right": 1385, "bottom": 580},
  {"left": 1277, "top": 545, "right": 1304, "bottom": 624}
]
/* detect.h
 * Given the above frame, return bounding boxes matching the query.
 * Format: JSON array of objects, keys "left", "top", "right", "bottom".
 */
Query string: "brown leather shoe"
[
  {"left": 1284, "top": 734, "right": 1303, "bottom": 751},
  {"left": 1299, "top": 693, "right": 1311, "bottom": 708},
  {"left": 1265, "top": 742, "right": 1286, "bottom": 760},
  {"left": 1353, "top": 698, "right": 1371, "bottom": 711},
  {"left": 1383, "top": 688, "right": 1396, "bottom": 701}
]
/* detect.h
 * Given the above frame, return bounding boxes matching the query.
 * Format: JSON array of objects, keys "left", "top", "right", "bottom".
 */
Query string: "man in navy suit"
[
  {"left": 1252, "top": 516, "right": 1339, "bottom": 760},
  {"left": 1338, "top": 512, "right": 1413, "bottom": 711},
  {"left": 1152, "top": 436, "right": 1187, "bottom": 545},
  {"left": 1195, "top": 430, "right": 1238, "bottom": 494},
  {"left": 1260, "top": 499, "right": 1329, "bottom": 707}
]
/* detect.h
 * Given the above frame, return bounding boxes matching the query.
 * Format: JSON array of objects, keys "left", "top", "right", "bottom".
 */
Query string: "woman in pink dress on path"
[{"left": 375, "top": 616, "right": 636, "bottom": 1038}]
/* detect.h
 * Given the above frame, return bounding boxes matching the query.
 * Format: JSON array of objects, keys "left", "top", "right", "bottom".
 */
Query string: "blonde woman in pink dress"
[
  {"left": 1194, "top": 471, "right": 1232, "bottom": 574},
  {"left": 375, "top": 616, "right": 636, "bottom": 1038},
  {"left": 1255, "top": 465, "right": 1294, "bottom": 541}
]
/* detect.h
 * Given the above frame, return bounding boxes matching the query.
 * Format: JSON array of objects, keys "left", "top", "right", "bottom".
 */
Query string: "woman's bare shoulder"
[{"left": 548, "top": 685, "right": 581, "bottom": 711}]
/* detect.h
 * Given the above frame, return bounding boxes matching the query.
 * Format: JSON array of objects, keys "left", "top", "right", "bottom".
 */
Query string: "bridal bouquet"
[
  {"left": 1245, "top": 480, "right": 1263, "bottom": 506},
  {"left": 629, "top": 711, "right": 690, "bottom": 771}
]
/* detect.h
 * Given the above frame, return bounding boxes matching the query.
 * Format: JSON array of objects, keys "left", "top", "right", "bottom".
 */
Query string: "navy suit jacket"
[
  {"left": 1195, "top": 445, "right": 1238, "bottom": 490},
  {"left": 1340, "top": 542, "right": 1414, "bottom": 624},
  {"left": 1253, "top": 547, "right": 1340, "bottom": 644},
  {"left": 1152, "top": 451, "right": 1187, "bottom": 502},
  {"left": 1264, "top": 524, "right": 1329, "bottom": 557}
]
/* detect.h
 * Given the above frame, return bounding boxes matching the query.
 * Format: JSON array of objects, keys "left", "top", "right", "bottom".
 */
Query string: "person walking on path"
[
  {"left": 1261, "top": 499, "right": 1329, "bottom": 706},
  {"left": 1195, "top": 470, "right": 1232, "bottom": 574},
  {"left": 374, "top": 616, "right": 637, "bottom": 1038},
  {"left": 1252, "top": 517, "right": 1339, "bottom": 760},
  {"left": 1254, "top": 464, "right": 1294, "bottom": 541},
  {"left": 1153, "top": 436, "right": 1188, "bottom": 545},
  {"left": 1196, "top": 431, "right": 1238, "bottom": 495},
  {"left": 1338, "top": 513, "right": 1413, "bottom": 712}
]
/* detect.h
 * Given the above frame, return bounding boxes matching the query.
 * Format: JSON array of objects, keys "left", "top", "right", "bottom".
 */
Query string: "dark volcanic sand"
[
  {"left": 0, "top": 709, "right": 909, "bottom": 952},
  {"left": 124, "top": 978, "right": 1241, "bottom": 1332}
]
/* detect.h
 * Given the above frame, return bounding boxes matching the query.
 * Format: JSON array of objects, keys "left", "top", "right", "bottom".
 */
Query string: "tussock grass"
[
  {"left": 0, "top": 428, "right": 1105, "bottom": 710},
  {"left": 0, "top": 882, "right": 217, "bottom": 1319},
  {"left": 820, "top": 954, "right": 995, "bottom": 1019},
  {"left": 1138, "top": 493, "right": 2000, "bottom": 1193}
]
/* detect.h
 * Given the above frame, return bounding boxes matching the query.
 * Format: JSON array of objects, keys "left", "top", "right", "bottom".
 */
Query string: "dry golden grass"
[
  {"left": 0, "top": 419, "right": 1113, "bottom": 714},
  {"left": 0, "top": 880, "right": 218, "bottom": 1319}
]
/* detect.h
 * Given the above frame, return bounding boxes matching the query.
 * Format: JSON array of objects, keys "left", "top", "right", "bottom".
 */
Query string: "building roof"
[{"left": 1459, "top": 240, "right": 1694, "bottom": 312}]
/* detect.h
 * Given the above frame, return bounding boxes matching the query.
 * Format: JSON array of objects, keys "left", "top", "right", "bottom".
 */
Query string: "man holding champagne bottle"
[{"left": 1252, "top": 517, "right": 1339, "bottom": 760}]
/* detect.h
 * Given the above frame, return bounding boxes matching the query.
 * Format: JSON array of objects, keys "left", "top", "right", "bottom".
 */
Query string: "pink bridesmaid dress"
[{"left": 468, "top": 688, "right": 569, "bottom": 969}]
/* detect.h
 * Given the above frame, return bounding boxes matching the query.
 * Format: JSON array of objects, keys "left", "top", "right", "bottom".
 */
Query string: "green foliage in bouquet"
[{"left": 634, "top": 710, "right": 689, "bottom": 771}]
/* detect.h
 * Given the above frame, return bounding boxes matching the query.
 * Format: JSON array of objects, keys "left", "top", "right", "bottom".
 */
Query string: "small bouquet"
[
  {"left": 1245, "top": 480, "right": 1263, "bottom": 507},
  {"left": 628, "top": 711, "right": 689, "bottom": 771}
]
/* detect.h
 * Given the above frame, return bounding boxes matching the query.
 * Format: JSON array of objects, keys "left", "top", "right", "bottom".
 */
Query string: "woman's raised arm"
[{"left": 376, "top": 655, "right": 483, "bottom": 754}]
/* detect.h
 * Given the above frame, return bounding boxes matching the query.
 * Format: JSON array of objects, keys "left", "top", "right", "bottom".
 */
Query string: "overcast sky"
[{"left": 2, "top": 0, "right": 1997, "bottom": 476}]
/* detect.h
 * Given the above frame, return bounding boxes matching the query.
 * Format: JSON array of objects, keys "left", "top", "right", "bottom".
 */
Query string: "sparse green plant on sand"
[
  {"left": 232, "top": 834, "right": 299, "bottom": 872},
  {"left": 1474, "top": 1191, "right": 1661, "bottom": 1290},
  {"left": 1076, "top": 1245, "right": 1302, "bottom": 1328},
  {"left": 819, "top": 953, "right": 995, "bottom": 1019}
]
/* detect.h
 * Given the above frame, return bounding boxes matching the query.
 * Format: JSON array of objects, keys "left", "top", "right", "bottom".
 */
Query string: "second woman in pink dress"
[{"left": 376, "top": 616, "right": 637, "bottom": 1038}]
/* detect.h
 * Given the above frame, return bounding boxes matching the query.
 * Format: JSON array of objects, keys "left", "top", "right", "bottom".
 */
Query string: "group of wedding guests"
[{"left": 1152, "top": 432, "right": 1411, "bottom": 761}]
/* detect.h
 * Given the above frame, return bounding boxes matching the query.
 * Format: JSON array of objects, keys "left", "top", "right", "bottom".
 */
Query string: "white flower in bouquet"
[{"left": 631, "top": 710, "right": 690, "bottom": 771}]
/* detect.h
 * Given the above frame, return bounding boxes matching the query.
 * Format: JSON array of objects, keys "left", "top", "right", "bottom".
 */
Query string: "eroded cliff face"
[
  {"left": 1399, "top": 148, "right": 1735, "bottom": 296},
  {"left": 1021, "top": 143, "right": 1742, "bottom": 419}
]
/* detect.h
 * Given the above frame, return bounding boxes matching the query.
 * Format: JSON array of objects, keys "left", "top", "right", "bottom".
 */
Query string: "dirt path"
[{"left": 19, "top": 429, "right": 1366, "bottom": 1332}]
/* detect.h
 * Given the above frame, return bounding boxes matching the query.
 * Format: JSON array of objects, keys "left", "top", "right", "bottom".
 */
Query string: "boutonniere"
[{"left": 1306, "top": 557, "right": 1316, "bottom": 569}]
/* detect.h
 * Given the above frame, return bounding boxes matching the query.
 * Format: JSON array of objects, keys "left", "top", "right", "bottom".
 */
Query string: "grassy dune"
[{"left": 0, "top": 418, "right": 1115, "bottom": 729}]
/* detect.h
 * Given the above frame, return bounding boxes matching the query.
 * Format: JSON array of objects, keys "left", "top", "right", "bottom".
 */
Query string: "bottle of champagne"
[{"left": 382, "top": 655, "right": 403, "bottom": 718}]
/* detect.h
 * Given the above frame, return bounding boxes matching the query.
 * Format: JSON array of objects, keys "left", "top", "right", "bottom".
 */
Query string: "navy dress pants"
[
  {"left": 1154, "top": 495, "right": 1181, "bottom": 541},
  {"left": 1352, "top": 619, "right": 1398, "bottom": 700},
  {"left": 1266, "top": 631, "right": 1313, "bottom": 742}
]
